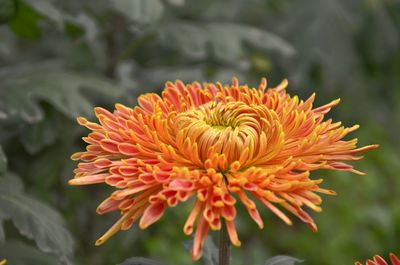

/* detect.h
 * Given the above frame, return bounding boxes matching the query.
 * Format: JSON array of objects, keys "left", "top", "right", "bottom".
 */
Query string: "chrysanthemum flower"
[
  {"left": 355, "top": 253, "right": 400, "bottom": 265},
  {"left": 69, "top": 77, "right": 377, "bottom": 259}
]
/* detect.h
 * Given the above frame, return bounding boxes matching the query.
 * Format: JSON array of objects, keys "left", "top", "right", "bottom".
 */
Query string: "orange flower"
[
  {"left": 355, "top": 253, "right": 400, "bottom": 265},
  {"left": 69, "top": 78, "right": 377, "bottom": 259}
]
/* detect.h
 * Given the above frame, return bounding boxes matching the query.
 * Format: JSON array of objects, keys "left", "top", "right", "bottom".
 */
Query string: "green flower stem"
[{"left": 219, "top": 222, "right": 231, "bottom": 265}]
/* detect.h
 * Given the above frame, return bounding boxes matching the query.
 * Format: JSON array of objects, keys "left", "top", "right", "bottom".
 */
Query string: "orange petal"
[
  {"left": 139, "top": 203, "right": 165, "bottom": 229},
  {"left": 100, "top": 139, "right": 120, "bottom": 153},
  {"left": 68, "top": 174, "right": 107, "bottom": 185},
  {"left": 169, "top": 179, "right": 194, "bottom": 191},
  {"left": 96, "top": 197, "right": 121, "bottom": 214},
  {"left": 191, "top": 216, "right": 209, "bottom": 260},
  {"left": 118, "top": 142, "right": 139, "bottom": 156},
  {"left": 248, "top": 208, "right": 264, "bottom": 229},
  {"left": 184, "top": 200, "right": 203, "bottom": 235},
  {"left": 258, "top": 197, "right": 292, "bottom": 225},
  {"left": 225, "top": 220, "right": 241, "bottom": 246}
]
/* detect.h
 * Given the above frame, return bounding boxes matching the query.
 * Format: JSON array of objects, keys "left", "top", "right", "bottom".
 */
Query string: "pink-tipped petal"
[{"left": 139, "top": 203, "right": 165, "bottom": 229}]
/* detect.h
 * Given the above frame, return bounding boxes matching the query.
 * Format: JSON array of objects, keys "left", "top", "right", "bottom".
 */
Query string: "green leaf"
[
  {"left": 207, "top": 23, "right": 295, "bottom": 64},
  {"left": 118, "top": 257, "right": 166, "bottom": 265},
  {"left": 0, "top": 146, "right": 6, "bottom": 175},
  {"left": 183, "top": 236, "right": 218, "bottom": 265},
  {"left": 0, "top": 63, "right": 122, "bottom": 123},
  {"left": 0, "top": 173, "right": 74, "bottom": 264},
  {"left": 112, "top": 0, "right": 164, "bottom": 24},
  {"left": 8, "top": 1, "right": 42, "bottom": 39},
  {"left": 264, "top": 255, "right": 303, "bottom": 265},
  {"left": 277, "top": 0, "right": 361, "bottom": 88},
  {"left": 158, "top": 22, "right": 294, "bottom": 64},
  {"left": 140, "top": 66, "right": 204, "bottom": 88},
  {"left": 0, "top": 240, "right": 61, "bottom": 265},
  {"left": 24, "top": 0, "right": 64, "bottom": 27},
  {"left": 18, "top": 110, "right": 65, "bottom": 155},
  {"left": 363, "top": 1, "right": 399, "bottom": 63},
  {"left": 0, "top": 0, "right": 17, "bottom": 24},
  {"left": 158, "top": 23, "right": 208, "bottom": 59},
  {"left": 64, "top": 22, "right": 85, "bottom": 39},
  {"left": 0, "top": 217, "right": 5, "bottom": 244}
]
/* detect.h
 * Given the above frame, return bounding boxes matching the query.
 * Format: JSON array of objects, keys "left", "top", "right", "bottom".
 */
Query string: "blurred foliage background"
[{"left": 0, "top": 0, "right": 399, "bottom": 264}]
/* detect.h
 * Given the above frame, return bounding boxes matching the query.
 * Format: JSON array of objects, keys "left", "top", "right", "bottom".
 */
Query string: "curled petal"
[
  {"left": 226, "top": 220, "right": 241, "bottom": 247},
  {"left": 191, "top": 216, "right": 209, "bottom": 260},
  {"left": 139, "top": 203, "right": 166, "bottom": 229}
]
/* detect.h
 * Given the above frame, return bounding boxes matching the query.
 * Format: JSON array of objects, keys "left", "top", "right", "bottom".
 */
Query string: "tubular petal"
[
  {"left": 68, "top": 174, "right": 107, "bottom": 185},
  {"left": 226, "top": 220, "right": 241, "bottom": 246},
  {"left": 191, "top": 216, "right": 210, "bottom": 260}
]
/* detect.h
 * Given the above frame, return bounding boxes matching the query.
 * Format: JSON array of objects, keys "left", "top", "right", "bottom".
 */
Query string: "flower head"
[
  {"left": 355, "top": 253, "right": 400, "bottom": 265},
  {"left": 69, "top": 77, "right": 377, "bottom": 259}
]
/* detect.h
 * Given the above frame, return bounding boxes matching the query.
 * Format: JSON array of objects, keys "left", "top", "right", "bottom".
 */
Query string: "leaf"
[
  {"left": 362, "top": 1, "right": 399, "bottom": 63},
  {"left": 183, "top": 236, "right": 218, "bottom": 265},
  {"left": 0, "top": 62, "right": 122, "bottom": 123},
  {"left": 0, "top": 0, "right": 17, "bottom": 24},
  {"left": 264, "top": 255, "right": 303, "bottom": 265},
  {"left": 276, "top": 0, "right": 362, "bottom": 88},
  {"left": 0, "top": 173, "right": 74, "bottom": 264},
  {"left": 24, "top": 0, "right": 64, "bottom": 28},
  {"left": 0, "top": 146, "right": 6, "bottom": 175},
  {"left": 19, "top": 110, "right": 65, "bottom": 155},
  {"left": 158, "top": 23, "right": 208, "bottom": 59},
  {"left": 8, "top": 1, "right": 42, "bottom": 39},
  {"left": 157, "top": 22, "right": 294, "bottom": 65},
  {"left": 0, "top": 240, "right": 61, "bottom": 265},
  {"left": 112, "top": 0, "right": 164, "bottom": 24},
  {"left": 118, "top": 257, "right": 166, "bottom": 265},
  {"left": 207, "top": 23, "right": 295, "bottom": 64},
  {"left": 139, "top": 66, "right": 204, "bottom": 88},
  {"left": 0, "top": 217, "right": 5, "bottom": 244}
]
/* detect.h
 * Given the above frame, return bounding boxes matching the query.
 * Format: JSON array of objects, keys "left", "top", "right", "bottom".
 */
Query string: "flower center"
[{"left": 175, "top": 101, "right": 282, "bottom": 168}]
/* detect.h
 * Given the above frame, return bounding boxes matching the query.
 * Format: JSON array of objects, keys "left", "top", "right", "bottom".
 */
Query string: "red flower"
[{"left": 355, "top": 253, "right": 400, "bottom": 265}]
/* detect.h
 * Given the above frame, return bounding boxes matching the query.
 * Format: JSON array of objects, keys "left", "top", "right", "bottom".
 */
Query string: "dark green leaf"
[
  {"left": 207, "top": 23, "right": 295, "bottom": 64},
  {"left": 24, "top": 0, "right": 64, "bottom": 27},
  {"left": 64, "top": 22, "right": 85, "bottom": 39},
  {"left": 112, "top": 0, "right": 164, "bottom": 24},
  {"left": 0, "top": 173, "right": 74, "bottom": 264},
  {"left": 18, "top": 110, "right": 64, "bottom": 154},
  {"left": 264, "top": 255, "right": 303, "bottom": 265},
  {"left": 0, "top": 240, "right": 61, "bottom": 265},
  {"left": 0, "top": 0, "right": 17, "bottom": 24},
  {"left": 158, "top": 22, "right": 294, "bottom": 64},
  {"left": 8, "top": 1, "right": 42, "bottom": 39},
  {"left": 0, "top": 217, "right": 5, "bottom": 244},
  {"left": 158, "top": 23, "right": 208, "bottom": 59},
  {"left": 183, "top": 236, "right": 218, "bottom": 265},
  {"left": 363, "top": 1, "right": 399, "bottom": 63},
  {"left": 0, "top": 63, "right": 122, "bottom": 123},
  {"left": 277, "top": 0, "right": 362, "bottom": 88},
  {"left": 25, "top": 144, "right": 69, "bottom": 188},
  {"left": 140, "top": 66, "right": 204, "bottom": 88},
  {"left": 118, "top": 257, "right": 166, "bottom": 265},
  {"left": 0, "top": 146, "right": 6, "bottom": 175}
]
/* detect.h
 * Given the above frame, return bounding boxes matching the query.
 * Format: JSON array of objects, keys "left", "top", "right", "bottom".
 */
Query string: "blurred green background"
[{"left": 0, "top": 0, "right": 399, "bottom": 264}]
